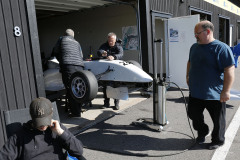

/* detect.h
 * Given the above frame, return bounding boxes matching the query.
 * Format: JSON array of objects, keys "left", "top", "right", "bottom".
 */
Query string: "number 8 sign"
[{"left": 14, "top": 26, "right": 21, "bottom": 37}]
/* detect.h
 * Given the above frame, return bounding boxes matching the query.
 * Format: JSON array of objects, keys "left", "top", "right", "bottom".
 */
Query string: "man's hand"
[
  {"left": 50, "top": 120, "right": 64, "bottom": 136},
  {"left": 107, "top": 55, "right": 114, "bottom": 61},
  {"left": 186, "top": 76, "right": 189, "bottom": 86},
  {"left": 102, "top": 51, "right": 107, "bottom": 57},
  {"left": 221, "top": 65, "right": 235, "bottom": 102},
  {"left": 186, "top": 61, "right": 190, "bottom": 87},
  {"left": 220, "top": 91, "right": 230, "bottom": 102}
]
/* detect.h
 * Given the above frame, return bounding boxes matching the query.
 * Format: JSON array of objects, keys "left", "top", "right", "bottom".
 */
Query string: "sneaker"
[
  {"left": 208, "top": 142, "right": 224, "bottom": 150},
  {"left": 196, "top": 130, "right": 211, "bottom": 144}
]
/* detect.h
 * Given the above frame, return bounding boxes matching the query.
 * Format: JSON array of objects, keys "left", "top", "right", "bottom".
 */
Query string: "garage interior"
[
  {"left": 33, "top": 0, "right": 143, "bottom": 103},
  {"left": 34, "top": 0, "right": 140, "bottom": 70}
]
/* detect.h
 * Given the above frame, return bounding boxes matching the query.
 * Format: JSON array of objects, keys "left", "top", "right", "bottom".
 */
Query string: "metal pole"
[
  {"left": 131, "top": 38, "right": 167, "bottom": 131},
  {"left": 154, "top": 39, "right": 167, "bottom": 125},
  {"left": 153, "top": 39, "right": 159, "bottom": 123},
  {"left": 159, "top": 40, "right": 166, "bottom": 125},
  {"left": 157, "top": 84, "right": 166, "bottom": 125}
]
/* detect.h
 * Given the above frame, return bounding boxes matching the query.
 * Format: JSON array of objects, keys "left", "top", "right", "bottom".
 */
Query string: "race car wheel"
[
  {"left": 127, "top": 60, "right": 142, "bottom": 69},
  {"left": 69, "top": 70, "right": 98, "bottom": 103}
]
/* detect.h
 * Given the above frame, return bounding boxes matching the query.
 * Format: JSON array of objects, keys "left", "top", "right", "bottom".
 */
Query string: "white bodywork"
[
  {"left": 44, "top": 58, "right": 153, "bottom": 91},
  {"left": 84, "top": 60, "right": 153, "bottom": 82},
  {"left": 44, "top": 68, "right": 65, "bottom": 91}
]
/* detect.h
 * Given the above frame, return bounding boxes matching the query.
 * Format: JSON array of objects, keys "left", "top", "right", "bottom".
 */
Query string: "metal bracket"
[
  {"left": 95, "top": 66, "right": 114, "bottom": 80},
  {"left": 132, "top": 118, "right": 168, "bottom": 132}
]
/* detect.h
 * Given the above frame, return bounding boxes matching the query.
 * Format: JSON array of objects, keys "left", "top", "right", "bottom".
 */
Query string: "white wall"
[{"left": 37, "top": 4, "right": 139, "bottom": 61}]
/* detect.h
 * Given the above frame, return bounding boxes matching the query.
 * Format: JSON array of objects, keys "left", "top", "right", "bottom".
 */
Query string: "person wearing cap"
[
  {"left": 97, "top": 32, "right": 124, "bottom": 110},
  {"left": 0, "top": 97, "right": 85, "bottom": 160},
  {"left": 52, "top": 29, "right": 84, "bottom": 117}
]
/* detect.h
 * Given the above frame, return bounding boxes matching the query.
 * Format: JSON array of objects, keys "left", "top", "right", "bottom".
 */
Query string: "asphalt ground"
[
  {"left": 76, "top": 92, "right": 239, "bottom": 160},
  {"left": 58, "top": 66, "right": 240, "bottom": 160}
]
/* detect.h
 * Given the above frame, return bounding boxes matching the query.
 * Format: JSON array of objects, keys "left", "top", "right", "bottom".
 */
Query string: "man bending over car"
[{"left": 97, "top": 32, "right": 124, "bottom": 110}]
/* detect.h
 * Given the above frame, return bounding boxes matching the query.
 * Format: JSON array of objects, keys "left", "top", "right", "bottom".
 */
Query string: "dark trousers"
[
  {"left": 103, "top": 82, "right": 119, "bottom": 104},
  {"left": 103, "top": 85, "right": 110, "bottom": 103},
  {"left": 187, "top": 96, "right": 226, "bottom": 144},
  {"left": 61, "top": 64, "right": 83, "bottom": 115}
]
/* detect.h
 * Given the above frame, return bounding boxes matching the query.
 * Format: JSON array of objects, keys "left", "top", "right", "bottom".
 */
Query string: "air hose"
[{"left": 78, "top": 82, "right": 197, "bottom": 157}]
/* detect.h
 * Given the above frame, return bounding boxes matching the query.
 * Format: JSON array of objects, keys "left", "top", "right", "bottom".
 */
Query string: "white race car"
[{"left": 44, "top": 58, "right": 153, "bottom": 103}]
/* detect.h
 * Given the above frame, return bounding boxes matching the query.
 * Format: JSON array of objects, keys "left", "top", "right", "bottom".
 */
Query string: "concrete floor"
[{"left": 56, "top": 91, "right": 149, "bottom": 135}]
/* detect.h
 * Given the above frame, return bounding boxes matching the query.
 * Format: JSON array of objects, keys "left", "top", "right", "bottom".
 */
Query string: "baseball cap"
[{"left": 30, "top": 97, "right": 53, "bottom": 128}]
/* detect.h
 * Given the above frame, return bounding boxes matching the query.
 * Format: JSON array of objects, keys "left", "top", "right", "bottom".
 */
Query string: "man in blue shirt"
[{"left": 186, "top": 20, "right": 235, "bottom": 149}]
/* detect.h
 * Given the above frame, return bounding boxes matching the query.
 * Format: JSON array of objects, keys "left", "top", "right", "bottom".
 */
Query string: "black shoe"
[
  {"left": 68, "top": 113, "right": 81, "bottom": 118},
  {"left": 114, "top": 99, "right": 120, "bottom": 110},
  {"left": 102, "top": 99, "right": 110, "bottom": 109},
  {"left": 196, "top": 130, "right": 211, "bottom": 144},
  {"left": 208, "top": 142, "right": 224, "bottom": 150},
  {"left": 81, "top": 108, "right": 87, "bottom": 113},
  {"left": 102, "top": 103, "right": 110, "bottom": 109}
]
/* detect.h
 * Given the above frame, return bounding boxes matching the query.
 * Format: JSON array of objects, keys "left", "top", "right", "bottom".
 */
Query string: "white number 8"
[{"left": 14, "top": 26, "right": 21, "bottom": 37}]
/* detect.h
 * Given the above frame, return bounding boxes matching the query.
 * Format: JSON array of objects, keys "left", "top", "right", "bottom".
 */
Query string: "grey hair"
[
  {"left": 65, "top": 29, "right": 74, "bottom": 37},
  {"left": 107, "top": 32, "right": 116, "bottom": 38},
  {"left": 201, "top": 21, "right": 214, "bottom": 32}
]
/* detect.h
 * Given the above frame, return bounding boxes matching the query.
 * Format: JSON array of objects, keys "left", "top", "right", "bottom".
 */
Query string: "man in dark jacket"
[
  {"left": 97, "top": 32, "right": 124, "bottom": 110},
  {"left": 52, "top": 29, "right": 84, "bottom": 117},
  {"left": 0, "top": 97, "right": 84, "bottom": 160}
]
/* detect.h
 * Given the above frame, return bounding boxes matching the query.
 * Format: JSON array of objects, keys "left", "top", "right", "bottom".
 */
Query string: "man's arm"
[
  {"left": 55, "top": 122, "right": 83, "bottom": 158},
  {"left": 97, "top": 43, "right": 107, "bottom": 58},
  {"left": 113, "top": 45, "right": 123, "bottom": 60},
  {"left": 186, "top": 61, "right": 190, "bottom": 86},
  {"left": 220, "top": 65, "right": 235, "bottom": 102},
  {"left": 0, "top": 135, "right": 18, "bottom": 159},
  {"left": 52, "top": 37, "right": 62, "bottom": 60},
  {"left": 78, "top": 44, "right": 84, "bottom": 59}
]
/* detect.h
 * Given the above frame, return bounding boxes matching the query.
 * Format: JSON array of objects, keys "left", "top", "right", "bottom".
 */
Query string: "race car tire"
[
  {"left": 69, "top": 70, "right": 98, "bottom": 103},
  {"left": 127, "top": 60, "right": 143, "bottom": 69}
]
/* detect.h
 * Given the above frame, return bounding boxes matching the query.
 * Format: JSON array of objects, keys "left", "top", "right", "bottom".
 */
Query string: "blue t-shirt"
[{"left": 189, "top": 40, "right": 235, "bottom": 100}]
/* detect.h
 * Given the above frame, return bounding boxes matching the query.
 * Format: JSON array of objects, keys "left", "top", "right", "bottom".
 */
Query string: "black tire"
[
  {"left": 127, "top": 60, "right": 142, "bottom": 69},
  {"left": 69, "top": 70, "right": 98, "bottom": 103}
]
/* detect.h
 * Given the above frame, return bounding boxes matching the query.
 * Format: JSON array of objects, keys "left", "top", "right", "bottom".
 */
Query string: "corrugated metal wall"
[
  {"left": 149, "top": 0, "right": 182, "bottom": 16},
  {"left": 140, "top": 0, "right": 240, "bottom": 72},
  {"left": 149, "top": 0, "right": 240, "bottom": 43},
  {"left": 0, "top": 0, "right": 45, "bottom": 147}
]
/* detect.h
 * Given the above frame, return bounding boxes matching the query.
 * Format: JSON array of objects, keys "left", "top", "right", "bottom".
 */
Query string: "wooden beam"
[{"left": 26, "top": 0, "right": 46, "bottom": 98}]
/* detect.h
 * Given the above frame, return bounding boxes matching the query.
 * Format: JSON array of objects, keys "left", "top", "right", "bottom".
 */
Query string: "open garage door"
[
  {"left": 167, "top": 15, "right": 199, "bottom": 88},
  {"left": 33, "top": 0, "right": 140, "bottom": 98},
  {"left": 34, "top": 0, "right": 140, "bottom": 63},
  {"left": 34, "top": 0, "right": 115, "bottom": 19},
  {"left": 151, "top": 13, "right": 199, "bottom": 89}
]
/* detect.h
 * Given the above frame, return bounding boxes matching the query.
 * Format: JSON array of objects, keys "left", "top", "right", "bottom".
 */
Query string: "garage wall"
[
  {"left": 140, "top": 0, "right": 240, "bottom": 73},
  {"left": 149, "top": 0, "right": 240, "bottom": 44},
  {"left": 37, "top": 4, "right": 139, "bottom": 62},
  {"left": 0, "top": 0, "right": 45, "bottom": 147}
]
